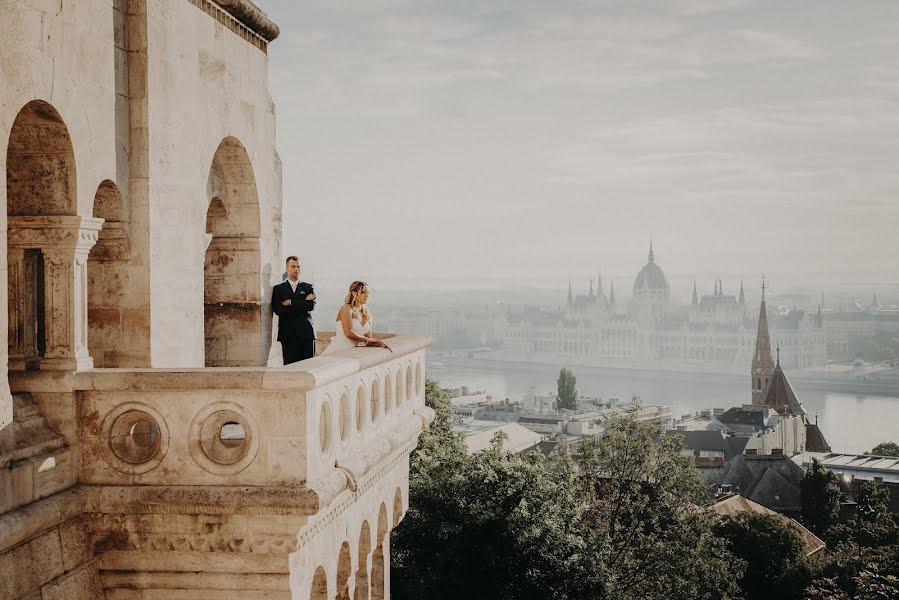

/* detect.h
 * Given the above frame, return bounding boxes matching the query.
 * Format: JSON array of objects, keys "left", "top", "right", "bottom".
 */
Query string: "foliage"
[
  {"left": 801, "top": 458, "right": 843, "bottom": 536},
  {"left": 556, "top": 367, "right": 578, "bottom": 410},
  {"left": 573, "top": 412, "right": 744, "bottom": 599},
  {"left": 391, "top": 380, "right": 584, "bottom": 600},
  {"left": 867, "top": 441, "right": 899, "bottom": 457},
  {"left": 856, "top": 481, "right": 892, "bottom": 524},
  {"left": 803, "top": 544, "right": 899, "bottom": 599},
  {"left": 713, "top": 511, "right": 811, "bottom": 600},
  {"left": 392, "top": 386, "right": 744, "bottom": 599}
]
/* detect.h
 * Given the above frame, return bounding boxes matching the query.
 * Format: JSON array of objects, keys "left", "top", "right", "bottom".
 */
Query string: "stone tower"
[
  {"left": 751, "top": 280, "right": 775, "bottom": 405},
  {"left": 0, "top": 1, "right": 432, "bottom": 598}
]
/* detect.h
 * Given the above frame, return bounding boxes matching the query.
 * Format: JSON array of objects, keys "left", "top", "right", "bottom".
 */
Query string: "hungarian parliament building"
[
  {"left": 498, "top": 245, "right": 826, "bottom": 371},
  {"left": 388, "top": 245, "right": 831, "bottom": 372}
]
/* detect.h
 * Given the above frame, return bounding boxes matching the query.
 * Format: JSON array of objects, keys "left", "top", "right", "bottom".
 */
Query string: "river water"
[{"left": 430, "top": 361, "right": 899, "bottom": 455}]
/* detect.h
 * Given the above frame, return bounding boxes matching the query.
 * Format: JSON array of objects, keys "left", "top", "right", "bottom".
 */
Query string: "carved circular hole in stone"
[
  {"left": 129, "top": 419, "right": 157, "bottom": 448},
  {"left": 199, "top": 411, "right": 252, "bottom": 465},
  {"left": 110, "top": 411, "right": 162, "bottom": 464},
  {"left": 320, "top": 400, "right": 333, "bottom": 456},
  {"left": 370, "top": 379, "right": 381, "bottom": 425},
  {"left": 220, "top": 421, "right": 246, "bottom": 448},
  {"left": 356, "top": 386, "right": 366, "bottom": 434}
]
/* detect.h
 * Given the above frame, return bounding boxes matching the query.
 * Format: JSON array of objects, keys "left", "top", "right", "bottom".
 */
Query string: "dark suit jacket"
[{"left": 272, "top": 280, "right": 316, "bottom": 342}]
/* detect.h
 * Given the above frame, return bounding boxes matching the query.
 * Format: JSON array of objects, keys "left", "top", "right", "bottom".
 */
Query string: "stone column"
[{"left": 8, "top": 216, "right": 103, "bottom": 371}]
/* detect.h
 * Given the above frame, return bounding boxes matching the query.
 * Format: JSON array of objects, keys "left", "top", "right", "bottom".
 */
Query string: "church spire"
[
  {"left": 751, "top": 277, "right": 775, "bottom": 406},
  {"left": 597, "top": 273, "right": 607, "bottom": 305},
  {"left": 692, "top": 281, "right": 698, "bottom": 306},
  {"left": 739, "top": 280, "right": 745, "bottom": 305},
  {"left": 609, "top": 282, "right": 616, "bottom": 309},
  {"left": 648, "top": 238, "right": 655, "bottom": 263},
  {"left": 589, "top": 279, "right": 594, "bottom": 297},
  {"left": 567, "top": 281, "right": 573, "bottom": 306}
]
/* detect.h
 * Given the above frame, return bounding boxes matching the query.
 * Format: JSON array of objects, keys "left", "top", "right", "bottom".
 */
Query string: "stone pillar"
[{"left": 8, "top": 216, "right": 103, "bottom": 371}]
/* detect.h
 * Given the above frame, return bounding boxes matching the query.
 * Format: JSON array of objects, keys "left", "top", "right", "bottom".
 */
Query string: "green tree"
[
  {"left": 556, "top": 367, "right": 577, "bottom": 410},
  {"left": 574, "top": 412, "right": 744, "bottom": 599},
  {"left": 801, "top": 458, "right": 842, "bottom": 536},
  {"left": 391, "top": 380, "right": 584, "bottom": 600},
  {"left": 714, "top": 511, "right": 810, "bottom": 600},
  {"left": 868, "top": 441, "right": 899, "bottom": 457}
]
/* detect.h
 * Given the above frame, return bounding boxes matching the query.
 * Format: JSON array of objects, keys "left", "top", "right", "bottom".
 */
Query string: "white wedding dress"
[{"left": 323, "top": 316, "right": 371, "bottom": 354}]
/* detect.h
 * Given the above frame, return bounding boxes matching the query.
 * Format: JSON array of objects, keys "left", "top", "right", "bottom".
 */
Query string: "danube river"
[{"left": 430, "top": 360, "right": 899, "bottom": 455}]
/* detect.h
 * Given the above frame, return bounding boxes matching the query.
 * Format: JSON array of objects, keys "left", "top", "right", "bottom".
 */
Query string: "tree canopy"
[
  {"left": 556, "top": 367, "right": 577, "bottom": 410},
  {"left": 800, "top": 458, "right": 842, "bottom": 537},
  {"left": 868, "top": 441, "right": 899, "bottom": 457},
  {"left": 391, "top": 383, "right": 743, "bottom": 599}
]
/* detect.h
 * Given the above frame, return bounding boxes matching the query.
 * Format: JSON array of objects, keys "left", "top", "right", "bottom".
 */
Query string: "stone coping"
[
  {"left": 207, "top": 0, "right": 280, "bottom": 41},
  {"left": 0, "top": 484, "right": 318, "bottom": 554},
  {"left": 9, "top": 334, "right": 431, "bottom": 393}
]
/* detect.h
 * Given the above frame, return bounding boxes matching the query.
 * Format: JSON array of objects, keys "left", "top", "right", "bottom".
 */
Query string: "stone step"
[{"left": 3, "top": 392, "right": 67, "bottom": 462}]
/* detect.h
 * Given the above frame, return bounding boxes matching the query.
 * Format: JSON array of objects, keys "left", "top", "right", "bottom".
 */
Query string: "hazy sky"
[{"left": 256, "top": 0, "right": 899, "bottom": 287}]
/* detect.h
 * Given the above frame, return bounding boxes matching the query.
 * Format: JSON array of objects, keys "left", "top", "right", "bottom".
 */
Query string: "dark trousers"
[{"left": 282, "top": 338, "right": 315, "bottom": 365}]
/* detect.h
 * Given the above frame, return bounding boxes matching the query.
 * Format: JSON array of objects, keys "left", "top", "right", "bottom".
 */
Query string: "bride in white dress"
[{"left": 323, "top": 281, "right": 390, "bottom": 354}]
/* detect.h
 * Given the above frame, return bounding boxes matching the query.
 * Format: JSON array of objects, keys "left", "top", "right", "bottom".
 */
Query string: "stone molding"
[
  {"left": 73, "top": 335, "right": 432, "bottom": 391},
  {"left": 7, "top": 216, "right": 103, "bottom": 252},
  {"left": 188, "top": 0, "right": 280, "bottom": 53}
]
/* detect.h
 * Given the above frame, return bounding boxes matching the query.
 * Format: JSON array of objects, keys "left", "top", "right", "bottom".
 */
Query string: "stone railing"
[
  {"left": 35, "top": 334, "right": 434, "bottom": 505},
  {"left": 189, "top": 0, "right": 280, "bottom": 52}
]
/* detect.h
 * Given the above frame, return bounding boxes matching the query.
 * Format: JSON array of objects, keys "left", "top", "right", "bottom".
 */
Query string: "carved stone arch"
[
  {"left": 6, "top": 100, "right": 101, "bottom": 372},
  {"left": 88, "top": 179, "right": 132, "bottom": 367},
  {"left": 376, "top": 503, "right": 388, "bottom": 546},
  {"left": 203, "top": 137, "right": 266, "bottom": 366},
  {"left": 392, "top": 487, "right": 404, "bottom": 528},
  {"left": 336, "top": 540, "right": 352, "bottom": 600},
  {"left": 355, "top": 520, "right": 372, "bottom": 600},
  {"left": 310, "top": 565, "right": 328, "bottom": 600},
  {"left": 6, "top": 100, "right": 77, "bottom": 217}
]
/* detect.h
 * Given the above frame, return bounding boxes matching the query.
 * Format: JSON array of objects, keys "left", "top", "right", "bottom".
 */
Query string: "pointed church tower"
[
  {"left": 567, "top": 282, "right": 573, "bottom": 307},
  {"left": 597, "top": 273, "right": 606, "bottom": 305},
  {"left": 589, "top": 279, "right": 594, "bottom": 297},
  {"left": 609, "top": 282, "right": 616, "bottom": 312},
  {"left": 738, "top": 280, "right": 745, "bottom": 305},
  {"left": 692, "top": 281, "right": 699, "bottom": 306},
  {"left": 751, "top": 279, "right": 775, "bottom": 405}
]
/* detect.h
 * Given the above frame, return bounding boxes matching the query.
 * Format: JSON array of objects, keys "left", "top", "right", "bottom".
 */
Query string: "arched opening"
[
  {"left": 87, "top": 179, "right": 130, "bottom": 367},
  {"left": 310, "top": 565, "right": 328, "bottom": 600},
  {"left": 355, "top": 521, "right": 372, "bottom": 600},
  {"left": 393, "top": 488, "right": 404, "bottom": 528},
  {"left": 203, "top": 137, "right": 264, "bottom": 367},
  {"left": 370, "top": 547, "right": 385, "bottom": 600},
  {"left": 6, "top": 100, "right": 100, "bottom": 372},
  {"left": 336, "top": 541, "right": 352, "bottom": 600}
]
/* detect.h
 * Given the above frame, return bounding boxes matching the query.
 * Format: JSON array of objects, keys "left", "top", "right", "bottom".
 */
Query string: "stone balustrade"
[
  {"left": 2, "top": 333, "right": 432, "bottom": 598},
  {"left": 38, "top": 334, "right": 432, "bottom": 499}
]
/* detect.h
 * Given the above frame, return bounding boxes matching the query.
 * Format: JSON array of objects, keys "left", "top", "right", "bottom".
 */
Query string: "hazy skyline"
[{"left": 257, "top": 0, "right": 899, "bottom": 286}]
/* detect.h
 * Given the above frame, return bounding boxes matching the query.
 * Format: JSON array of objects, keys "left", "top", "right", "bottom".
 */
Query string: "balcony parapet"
[{"left": 66, "top": 333, "right": 432, "bottom": 511}]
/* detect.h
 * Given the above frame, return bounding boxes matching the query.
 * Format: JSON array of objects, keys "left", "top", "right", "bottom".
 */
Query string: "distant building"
[
  {"left": 493, "top": 244, "right": 826, "bottom": 371},
  {"left": 711, "top": 494, "right": 826, "bottom": 558}
]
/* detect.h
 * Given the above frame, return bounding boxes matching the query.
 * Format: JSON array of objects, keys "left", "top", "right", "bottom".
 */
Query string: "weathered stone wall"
[{"left": 144, "top": 0, "right": 282, "bottom": 367}]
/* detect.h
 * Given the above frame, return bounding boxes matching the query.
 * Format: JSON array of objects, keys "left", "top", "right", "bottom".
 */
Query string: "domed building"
[{"left": 631, "top": 241, "right": 670, "bottom": 324}]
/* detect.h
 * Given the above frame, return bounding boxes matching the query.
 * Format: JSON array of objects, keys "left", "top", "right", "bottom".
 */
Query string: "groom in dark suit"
[{"left": 272, "top": 256, "right": 317, "bottom": 364}]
